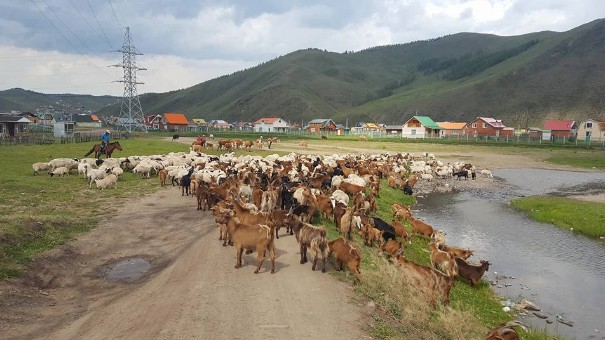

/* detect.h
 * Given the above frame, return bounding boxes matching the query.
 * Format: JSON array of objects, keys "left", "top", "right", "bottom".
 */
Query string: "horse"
[{"left": 84, "top": 141, "right": 123, "bottom": 159}]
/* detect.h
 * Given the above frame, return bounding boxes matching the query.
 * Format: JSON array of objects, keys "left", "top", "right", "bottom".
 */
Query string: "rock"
[
  {"left": 517, "top": 299, "right": 541, "bottom": 311},
  {"left": 533, "top": 312, "right": 548, "bottom": 319}
]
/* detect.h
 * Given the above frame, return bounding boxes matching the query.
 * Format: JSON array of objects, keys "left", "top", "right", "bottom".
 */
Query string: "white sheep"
[
  {"left": 32, "top": 162, "right": 50, "bottom": 175},
  {"left": 111, "top": 167, "right": 124, "bottom": 178},
  {"left": 330, "top": 189, "right": 350, "bottom": 206},
  {"left": 133, "top": 163, "right": 153, "bottom": 178},
  {"left": 48, "top": 166, "right": 69, "bottom": 177},
  {"left": 87, "top": 168, "right": 110, "bottom": 189},
  {"left": 95, "top": 174, "right": 118, "bottom": 190},
  {"left": 480, "top": 169, "right": 494, "bottom": 178},
  {"left": 420, "top": 173, "right": 434, "bottom": 181},
  {"left": 48, "top": 158, "right": 79, "bottom": 172},
  {"left": 78, "top": 162, "right": 90, "bottom": 179}
]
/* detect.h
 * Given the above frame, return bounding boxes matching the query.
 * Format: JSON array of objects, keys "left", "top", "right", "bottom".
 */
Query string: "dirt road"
[{"left": 0, "top": 188, "right": 368, "bottom": 339}]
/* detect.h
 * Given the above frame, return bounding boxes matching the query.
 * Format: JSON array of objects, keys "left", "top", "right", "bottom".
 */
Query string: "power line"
[
  {"left": 85, "top": 0, "right": 115, "bottom": 49},
  {"left": 107, "top": 0, "right": 124, "bottom": 33},
  {"left": 68, "top": 0, "right": 114, "bottom": 50}
]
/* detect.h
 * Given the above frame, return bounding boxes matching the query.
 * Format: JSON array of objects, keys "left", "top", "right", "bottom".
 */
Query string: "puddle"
[{"left": 105, "top": 258, "right": 151, "bottom": 282}]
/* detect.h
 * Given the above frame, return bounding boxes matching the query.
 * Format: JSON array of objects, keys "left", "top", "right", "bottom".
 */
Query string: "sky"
[{"left": 0, "top": 0, "right": 604, "bottom": 97}]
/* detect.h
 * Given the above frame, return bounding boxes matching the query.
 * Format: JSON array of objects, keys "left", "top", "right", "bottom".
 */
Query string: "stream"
[{"left": 412, "top": 168, "right": 605, "bottom": 339}]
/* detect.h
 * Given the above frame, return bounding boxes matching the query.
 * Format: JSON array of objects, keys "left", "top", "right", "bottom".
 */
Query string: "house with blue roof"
[{"left": 306, "top": 119, "right": 337, "bottom": 133}]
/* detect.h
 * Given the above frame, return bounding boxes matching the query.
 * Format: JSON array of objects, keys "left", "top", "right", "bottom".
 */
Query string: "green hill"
[
  {"left": 0, "top": 88, "right": 119, "bottom": 114},
  {"left": 3, "top": 19, "right": 604, "bottom": 127}
]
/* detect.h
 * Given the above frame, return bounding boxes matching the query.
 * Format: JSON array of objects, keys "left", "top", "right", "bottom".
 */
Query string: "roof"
[
  {"left": 163, "top": 113, "right": 189, "bottom": 125},
  {"left": 192, "top": 118, "right": 206, "bottom": 124},
  {"left": 385, "top": 125, "right": 403, "bottom": 130},
  {"left": 0, "top": 114, "right": 31, "bottom": 123},
  {"left": 478, "top": 117, "right": 506, "bottom": 129},
  {"left": 254, "top": 117, "right": 281, "bottom": 124},
  {"left": 409, "top": 116, "right": 441, "bottom": 129},
  {"left": 543, "top": 120, "right": 576, "bottom": 131},
  {"left": 72, "top": 115, "right": 94, "bottom": 123},
  {"left": 308, "top": 119, "right": 336, "bottom": 128},
  {"left": 90, "top": 114, "right": 100, "bottom": 122},
  {"left": 437, "top": 122, "right": 467, "bottom": 130}
]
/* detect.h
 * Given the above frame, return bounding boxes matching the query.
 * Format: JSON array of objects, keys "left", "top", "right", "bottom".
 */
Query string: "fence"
[{"left": 0, "top": 131, "right": 132, "bottom": 146}]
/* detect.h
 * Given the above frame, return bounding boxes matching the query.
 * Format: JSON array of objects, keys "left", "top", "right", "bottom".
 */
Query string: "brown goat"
[
  {"left": 339, "top": 206, "right": 355, "bottom": 240},
  {"left": 392, "top": 203, "right": 412, "bottom": 220},
  {"left": 328, "top": 237, "right": 361, "bottom": 281},
  {"left": 338, "top": 181, "right": 365, "bottom": 196},
  {"left": 394, "top": 256, "right": 455, "bottom": 306},
  {"left": 332, "top": 201, "right": 348, "bottom": 229},
  {"left": 217, "top": 210, "right": 276, "bottom": 274},
  {"left": 380, "top": 239, "right": 403, "bottom": 258},
  {"left": 283, "top": 213, "right": 328, "bottom": 272},
  {"left": 429, "top": 242, "right": 458, "bottom": 277},
  {"left": 456, "top": 258, "right": 490, "bottom": 287},
  {"left": 439, "top": 244, "right": 474, "bottom": 260},
  {"left": 390, "top": 219, "right": 412, "bottom": 244},
  {"left": 408, "top": 216, "right": 435, "bottom": 238},
  {"left": 158, "top": 169, "right": 169, "bottom": 186}
]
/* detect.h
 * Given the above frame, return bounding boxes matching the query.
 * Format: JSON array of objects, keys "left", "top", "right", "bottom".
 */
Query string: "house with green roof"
[
  {"left": 306, "top": 119, "right": 337, "bottom": 134},
  {"left": 402, "top": 116, "right": 441, "bottom": 138}
]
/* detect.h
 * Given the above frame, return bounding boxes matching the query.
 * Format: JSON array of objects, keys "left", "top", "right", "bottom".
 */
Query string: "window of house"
[
  {"left": 586, "top": 122, "right": 593, "bottom": 129},
  {"left": 483, "top": 123, "right": 487, "bottom": 128},
  {"left": 472, "top": 123, "right": 477, "bottom": 128},
  {"left": 411, "top": 129, "right": 417, "bottom": 135}
]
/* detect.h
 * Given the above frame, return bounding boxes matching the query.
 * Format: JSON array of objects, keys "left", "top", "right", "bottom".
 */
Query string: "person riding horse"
[{"left": 101, "top": 130, "right": 111, "bottom": 152}]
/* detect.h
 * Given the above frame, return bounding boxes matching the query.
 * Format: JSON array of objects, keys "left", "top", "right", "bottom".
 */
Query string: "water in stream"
[{"left": 412, "top": 169, "right": 605, "bottom": 339}]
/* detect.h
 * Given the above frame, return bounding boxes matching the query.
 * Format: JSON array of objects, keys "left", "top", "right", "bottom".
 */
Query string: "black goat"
[{"left": 180, "top": 167, "right": 195, "bottom": 196}]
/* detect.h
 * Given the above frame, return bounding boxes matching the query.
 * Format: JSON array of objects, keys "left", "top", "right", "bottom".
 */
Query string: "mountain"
[
  {"left": 0, "top": 88, "right": 120, "bottom": 114},
  {"left": 3, "top": 19, "right": 604, "bottom": 127}
]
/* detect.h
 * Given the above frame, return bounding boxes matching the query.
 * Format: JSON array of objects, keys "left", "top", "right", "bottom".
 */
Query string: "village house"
[
  {"left": 463, "top": 117, "right": 514, "bottom": 138},
  {"left": 306, "top": 119, "right": 337, "bottom": 134},
  {"left": 402, "top": 116, "right": 441, "bottom": 138},
  {"left": 253, "top": 117, "right": 290, "bottom": 133},
  {"left": 384, "top": 125, "right": 403, "bottom": 135},
  {"left": 543, "top": 120, "right": 578, "bottom": 141},
  {"left": 0, "top": 113, "right": 32, "bottom": 138},
  {"left": 144, "top": 114, "right": 162, "bottom": 130},
  {"left": 162, "top": 112, "right": 189, "bottom": 132},
  {"left": 437, "top": 122, "right": 467, "bottom": 138},
  {"left": 72, "top": 114, "right": 102, "bottom": 129},
  {"left": 577, "top": 119, "right": 605, "bottom": 142}
]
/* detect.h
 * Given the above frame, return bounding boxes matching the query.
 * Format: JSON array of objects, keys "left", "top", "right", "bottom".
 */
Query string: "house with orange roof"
[
  {"left": 437, "top": 122, "right": 467, "bottom": 138},
  {"left": 162, "top": 112, "right": 189, "bottom": 132},
  {"left": 253, "top": 117, "right": 290, "bottom": 133}
]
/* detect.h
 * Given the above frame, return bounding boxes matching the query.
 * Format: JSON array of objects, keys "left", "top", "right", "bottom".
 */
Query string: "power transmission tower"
[{"left": 113, "top": 27, "right": 147, "bottom": 132}]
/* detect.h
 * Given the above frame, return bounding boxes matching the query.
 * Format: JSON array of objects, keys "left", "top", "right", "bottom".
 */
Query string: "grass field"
[
  {"left": 511, "top": 196, "right": 605, "bottom": 238},
  {"left": 1, "top": 135, "right": 598, "bottom": 339}
]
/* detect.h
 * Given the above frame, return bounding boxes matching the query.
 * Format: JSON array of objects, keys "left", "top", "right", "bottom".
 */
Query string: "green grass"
[
  {"left": 545, "top": 150, "right": 605, "bottom": 169},
  {"left": 511, "top": 196, "right": 605, "bottom": 238}
]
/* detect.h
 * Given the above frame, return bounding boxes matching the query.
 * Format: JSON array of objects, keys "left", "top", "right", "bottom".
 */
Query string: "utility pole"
[{"left": 113, "top": 27, "right": 147, "bottom": 132}]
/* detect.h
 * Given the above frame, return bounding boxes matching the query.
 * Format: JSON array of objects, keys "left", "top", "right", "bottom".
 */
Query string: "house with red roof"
[
  {"left": 162, "top": 112, "right": 189, "bottom": 132},
  {"left": 464, "top": 117, "right": 514, "bottom": 137},
  {"left": 253, "top": 117, "right": 290, "bottom": 133},
  {"left": 543, "top": 120, "right": 577, "bottom": 140}
]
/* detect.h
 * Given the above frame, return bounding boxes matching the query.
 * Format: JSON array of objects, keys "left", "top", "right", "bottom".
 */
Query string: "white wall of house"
[
  {"left": 254, "top": 118, "right": 289, "bottom": 133},
  {"left": 401, "top": 125, "right": 426, "bottom": 138},
  {"left": 577, "top": 120, "right": 604, "bottom": 141}
]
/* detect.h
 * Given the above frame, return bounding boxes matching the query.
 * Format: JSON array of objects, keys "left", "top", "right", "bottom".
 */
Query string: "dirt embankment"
[{"left": 0, "top": 189, "right": 368, "bottom": 339}]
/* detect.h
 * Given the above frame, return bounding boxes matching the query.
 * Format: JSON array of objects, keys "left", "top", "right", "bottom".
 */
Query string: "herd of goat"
[{"left": 33, "top": 149, "right": 525, "bottom": 338}]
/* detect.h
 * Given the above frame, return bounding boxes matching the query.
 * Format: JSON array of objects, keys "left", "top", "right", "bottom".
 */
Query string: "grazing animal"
[
  {"left": 180, "top": 167, "right": 195, "bottom": 196},
  {"left": 456, "top": 258, "right": 490, "bottom": 287},
  {"left": 158, "top": 169, "right": 169, "bottom": 186},
  {"left": 390, "top": 220, "right": 411, "bottom": 244},
  {"left": 438, "top": 244, "right": 473, "bottom": 259},
  {"left": 172, "top": 134, "right": 180, "bottom": 141},
  {"left": 394, "top": 256, "right": 455, "bottom": 306},
  {"left": 321, "top": 135, "right": 328, "bottom": 140},
  {"left": 408, "top": 216, "right": 435, "bottom": 238},
  {"left": 328, "top": 237, "right": 361, "bottom": 281},
  {"left": 380, "top": 239, "right": 403, "bottom": 258},
  {"left": 485, "top": 321, "right": 528, "bottom": 340},
  {"left": 217, "top": 210, "right": 276, "bottom": 274},
  {"left": 283, "top": 213, "right": 328, "bottom": 272},
  {"left": 372, "top": 217, "right": 397, "bottom": 241},
  {"left": 298, "top": 140, "right": 308, "bottom": 148},
  {"left": 429, "top": 242, "right": 458, "bottom": 277}
]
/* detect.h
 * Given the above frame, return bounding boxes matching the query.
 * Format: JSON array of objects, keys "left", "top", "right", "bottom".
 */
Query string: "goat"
[
  {"left": 372, "top": 217, "right": 397, "bottom": 242},
  {"left": 456, "top": 258, "right": 490, "bottom": 287},
  {"left": 394, "top": 256, "right": 455, "bottom": 306},
  {"left": 328, "top": 237, "right": 361, "bottom": 281},
  {"left": 485, "top": 321, "right": 528, "bottom": 340},
  {"left": 439, "top": 244, "right": 474, "bottom": 260},
  {"left": 390, "top": 219, "right": 412, "bottom": 244},
  {"left": 217, "top": 210, "right": 275, "bottom": 274},
  {"left": 380, "top": 239, "right": 403, "bottom": 258},
  {"left": 339, "top": 206, "right": 355, "bottom": 240},
  {"left": 180, "top": 167, "right": 195, "bottom": 196},
  {"left": 429, "top": 242, "right": 458, "bottom": 277},
  {"left": 283, "top": 213, "right": 328, "bottom": 272},
  {"left": 408, "top": 216, "right": 435, "bottom": 238}
]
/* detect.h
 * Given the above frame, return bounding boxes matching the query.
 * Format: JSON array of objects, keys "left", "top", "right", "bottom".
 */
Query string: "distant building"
[
  {"left": 402, "top": 116, "right": 441, "bottom": 138},
  {"left": 0, "top": 113, "right": 32, "bottom": 138},
  {"left": 543, "top": 120, "right": 577, "bottom": 140},
  {"left": 209, "top": 119, "right": 233, "bottom": 130},
  {"left": 306, "top": 119, "right": 337, "bottom": 133},
  {"left": 72, "top": 114, "right": 102, "bottom": 128},
  {"left": 162, "top": 112, "right": 189, "bottom": 131},
  {"left": 463, "top": 117, "right": 514, "bottom": 137},
  {"left": 253, "top": 117, "right": 290, "bottom": 133},
  {"left": 384, "top": 125, "right": 403, "bottom": 135},
  {"left": 144, "top": 114, "right": 162, "bottom": 130},
  {"left": 577, "top": 119, "right": 605, "bottom": 142},
  {"left": 437, "top": 122, "right": 467, "bottom": 138}
]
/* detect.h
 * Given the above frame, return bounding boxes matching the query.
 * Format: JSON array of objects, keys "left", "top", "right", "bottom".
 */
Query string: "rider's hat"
[{"left": 106, "top": 130, "right": 110, "bottom": 133}]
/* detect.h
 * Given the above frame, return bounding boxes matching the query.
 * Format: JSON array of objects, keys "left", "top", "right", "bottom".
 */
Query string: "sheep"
[
  {"left": 48, "top": 166, "right": 69, "bottom": 177},
  {"left": 95, "top": 174, "right": 118, "bottom": 190},
  {"left": 133, "top": 163, "right": 152, "bottom": 178},
  {"left": 48, "top": 158, "right": 79, "bottom": 172},
  {"left": 111, "top": 167, "right": 124, "bottom": 178},
  {"left": 32, "top": 162, "right": 50, "bottom": 175},
  {"left": 480, "top": 169, "right": 494, "bottom": 178},
  {"left": 77, "top": 162, "right": 90, "bottom": 179}
]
